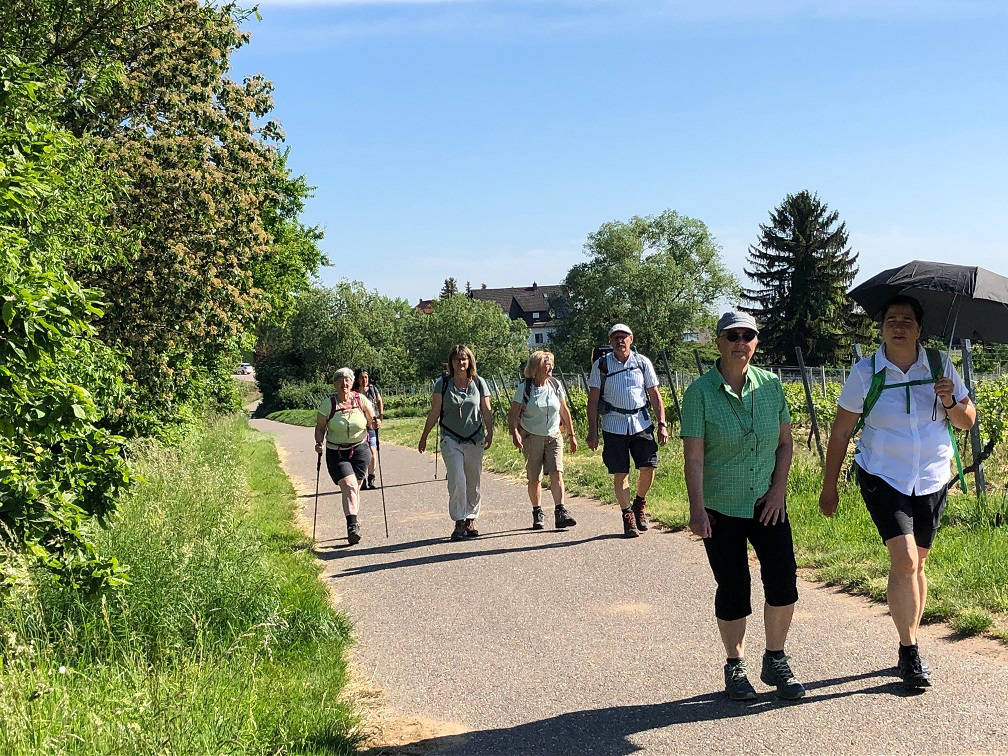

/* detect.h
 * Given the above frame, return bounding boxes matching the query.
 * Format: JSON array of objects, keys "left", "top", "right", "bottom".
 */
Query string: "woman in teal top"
[
  {"left": 419, "top": 344, "right": 494, "bottom": 541},
  {"left": 680, "top": 311, "right": 803, "bottom": 702},
  {"left": 507, "top": 351, "right": 578, "bottom": 531}
]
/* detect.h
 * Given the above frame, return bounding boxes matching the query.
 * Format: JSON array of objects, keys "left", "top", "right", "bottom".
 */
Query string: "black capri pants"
[
  {"left": 325, "top": 443, "right": 371, "bottom": 485},
  {"left": 702, "top": 503, "right": 798, "bottom": 622}
]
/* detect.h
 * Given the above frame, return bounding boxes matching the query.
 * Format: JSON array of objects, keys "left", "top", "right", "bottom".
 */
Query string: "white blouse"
[{"left": 838, "top": 344, "right": 968, "bottom": 496}]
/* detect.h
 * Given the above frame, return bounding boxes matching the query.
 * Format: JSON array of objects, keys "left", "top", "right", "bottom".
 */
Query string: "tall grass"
[{"left": 0, "top": 416, "right": 360, "bottom": 755}]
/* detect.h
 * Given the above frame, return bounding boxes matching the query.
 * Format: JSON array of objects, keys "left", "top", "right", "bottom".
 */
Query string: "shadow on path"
[
  {"left": 359, "top": 670, "right": 906, "bottom": 755},
  {"left": 316, "top": 532, "right": 620, "bottom": 577}
]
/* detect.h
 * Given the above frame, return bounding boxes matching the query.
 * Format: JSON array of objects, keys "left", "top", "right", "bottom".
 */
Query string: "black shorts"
[
  {"left": 325, "top": 443, "right": 371, "bottom": 484},
  {"left": 855, "top": 465, "right": 947, "bottom": 549},
  {"left": 601, "top": 428, "right": 659, "bottom": 474},
  {"left": 701, "top": 505, "right": 799, "bottom": 622}
]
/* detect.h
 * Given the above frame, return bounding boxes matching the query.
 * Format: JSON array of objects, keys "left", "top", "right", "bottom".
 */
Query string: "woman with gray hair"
[
  {"left": 507, "top": 350, "right": 578, "bottom": 530},
  {"left": 314, "top": 367, "right": 381, "bottom": 545}
]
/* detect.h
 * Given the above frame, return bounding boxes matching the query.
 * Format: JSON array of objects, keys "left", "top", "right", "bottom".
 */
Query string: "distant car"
[{"left": 238, "top": 363, "right": 254, "bottom": 375}]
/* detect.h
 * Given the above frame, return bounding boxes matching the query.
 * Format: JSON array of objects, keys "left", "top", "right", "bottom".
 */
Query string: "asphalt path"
[{"left": 251, "top": 417, "right": 1008, "bottom": 755}]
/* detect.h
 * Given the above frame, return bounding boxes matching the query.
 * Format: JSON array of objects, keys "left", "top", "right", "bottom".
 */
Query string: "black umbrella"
[{"left": 849, "top": 260, "right": 1008, "bottom": 345}]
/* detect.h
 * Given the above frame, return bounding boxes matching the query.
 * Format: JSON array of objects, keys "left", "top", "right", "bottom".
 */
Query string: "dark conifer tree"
[{"left": 743, "top": 191, "right": 868, "bottom": 365}]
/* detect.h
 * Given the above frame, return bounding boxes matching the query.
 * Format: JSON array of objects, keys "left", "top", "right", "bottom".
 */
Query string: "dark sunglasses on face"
[{"left": 723, "top": 329, "right": 757, "bottom": 343}]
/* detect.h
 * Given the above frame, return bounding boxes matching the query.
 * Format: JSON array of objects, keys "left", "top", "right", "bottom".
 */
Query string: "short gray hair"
[{"left": 333, "top": 367, "right": 354, "bottom": 382}]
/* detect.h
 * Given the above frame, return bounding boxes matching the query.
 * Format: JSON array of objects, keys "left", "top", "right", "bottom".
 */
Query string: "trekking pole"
[
  {"left": 434, "top": 424, "right": 439, "bottom": 479},
  {"left": 312, "top": 451, "right": 322, "bottom": 545},
  {"left": 375, "top": 430, "right": 389, "bottom": 538}
]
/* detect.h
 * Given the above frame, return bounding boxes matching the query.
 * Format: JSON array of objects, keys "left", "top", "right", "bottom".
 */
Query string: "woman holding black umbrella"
[{"left": 819, "top": 294, "right": 976, "bottom": 691}]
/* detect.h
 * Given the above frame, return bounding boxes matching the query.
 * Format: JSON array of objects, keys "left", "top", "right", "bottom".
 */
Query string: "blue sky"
[{"left": 231, "top": 0, "right": 1008, "bottom": 306}]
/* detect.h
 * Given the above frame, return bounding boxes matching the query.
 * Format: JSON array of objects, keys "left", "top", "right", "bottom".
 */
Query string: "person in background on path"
[
  {"left": 586, "top": 323, "right": 668, "bottom": 538},
  {"left": 418, "top": 344, "right": 494, "bottom": 541},
  {"left": 681, "top": 311, "right": 804, "bottom": 701},
  {"left": 819, "top": 294, "right": 976, "bottom": 691},
  {"left": 507, "top": 350, "right": 578, "bottom": 531},
  {"left": 314, "top": 367, "right": 381, "bottom": 546},
  {"left": 353, "top": 368, "right": 384, "bottom": 490}
]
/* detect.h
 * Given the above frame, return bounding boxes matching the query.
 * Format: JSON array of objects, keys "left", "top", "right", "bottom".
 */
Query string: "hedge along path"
[{"left": 251, "top": 415, "right": 1008, "bottom": 755}]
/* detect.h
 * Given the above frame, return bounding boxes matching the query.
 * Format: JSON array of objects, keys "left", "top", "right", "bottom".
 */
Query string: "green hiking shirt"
[{"left": 680, "top": 362, "right": 790, "bottom": 518}]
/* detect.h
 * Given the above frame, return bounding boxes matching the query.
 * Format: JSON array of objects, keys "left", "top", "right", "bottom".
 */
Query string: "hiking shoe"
[
  {"left": 346, "top": 521, "right": 361, "bottom": 546},
  {"left": 367, "top": 474, "right": 377, "bottom": 490},
  {"left": 724, "top": 660, "right": 758, "bottom": 701},
  {"left": 622, "top": 509, "right": 639, "bottom": 538},
  {"left": 555, "top": 505, "right": 577, "bottom": 529},
  {"left": 632, "top": 501, "right": 649, "bottom": 532},
  {"left": 898, "top": 644, "right": 932, "bottom": 690},
  {"left": 532, "top": 507, "right": 545, "bottom": 530},
  {"left": 464, "top": 519, "right": 479, "bottom": 538},
  {"left": 760, "top": 653, "right": 806, "bottom": 700},
  {"left": 450, "top": 521, "right": 467, "bottom": 542}
]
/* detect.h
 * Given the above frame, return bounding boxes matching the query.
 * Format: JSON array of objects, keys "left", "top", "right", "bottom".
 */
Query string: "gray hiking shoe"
[
  {"left": 760, "top": 652, "right": 806, "bottom": 700},
  {"left": 346, "top": 521, "right": 361, "bottom": 546},
  {"left": 897, "top": 644, "right": 932, "bottom": 690},
  {"left": 532, "top": 507, "right": 545, "bottom": 530},
  {"left": 724, "top": 660, "right": 758, "bottom": 701},
  {"left": 555, "top": 505, "right": 576, "bottom": 529}
]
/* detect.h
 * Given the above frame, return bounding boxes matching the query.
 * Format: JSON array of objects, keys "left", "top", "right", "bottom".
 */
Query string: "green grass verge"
[
  {"left": 0, "top": 416, "right": 360, "bottom": 755},
  {"left": 369, "top": 416, "right": 1008, "bottom": 638}
]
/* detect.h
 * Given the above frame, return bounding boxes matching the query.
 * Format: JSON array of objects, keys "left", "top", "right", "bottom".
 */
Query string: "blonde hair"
[
  {"left": 446, "top": 344, "right": 478, "bottom": 381},
  {"left": 524, "top": 350, "right": 554, "bottom": 382}
]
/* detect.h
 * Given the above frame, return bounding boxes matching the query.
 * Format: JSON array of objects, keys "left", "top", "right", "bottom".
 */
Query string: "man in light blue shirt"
[{"left": 587, "top": 323, "right": 669, "bottom": 538}]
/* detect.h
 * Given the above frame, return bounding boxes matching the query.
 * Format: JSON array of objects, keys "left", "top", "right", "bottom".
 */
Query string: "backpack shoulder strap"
[
  {"left": 327, "top": 394, "right": 338, "bottom": 423},
  {"left": 522, "top": 377, "right": 533, "bottom": 406},
  {"left": 853, "top": 354, "right": 887, "bottom": 435},
  {"left": 925, "top": 347, "right": 944, "bottom": 381},
  {"left": 549, "top": 377, "right": 560, "bottom": 395}
]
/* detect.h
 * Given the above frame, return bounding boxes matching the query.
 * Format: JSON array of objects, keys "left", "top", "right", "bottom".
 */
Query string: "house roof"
[{"left": 470, "top": 283, "right": 568, "bottom": 318}]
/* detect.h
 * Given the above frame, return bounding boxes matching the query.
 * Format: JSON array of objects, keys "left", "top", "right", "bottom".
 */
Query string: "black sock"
[
  {"left": 726, "top": 657, "right": 743, "bottom": 666},
  {"left": 621, "top": 507, "right": 632, "bottom": 513},
  {"left": 346, "top": 515, "right": 357, "bottom": 525},
  {"left": 533, "top": 506, "right": 542, "bottom": 512},
  {"left": 765, "top": 649, "right": 785, "bottom": 659},
  {"left": 633, "top": 495, "right": 645, "bottom": 507}
]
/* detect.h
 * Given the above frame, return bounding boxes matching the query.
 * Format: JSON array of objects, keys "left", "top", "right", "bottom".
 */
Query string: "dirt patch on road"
[{"left": 348, "top": 674, "right": 467, "bottom": 755}]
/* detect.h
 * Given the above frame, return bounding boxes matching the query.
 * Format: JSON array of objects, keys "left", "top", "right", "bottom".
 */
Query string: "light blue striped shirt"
[{"left": 589, "top": 351, "right": 658, "bottom": 434}]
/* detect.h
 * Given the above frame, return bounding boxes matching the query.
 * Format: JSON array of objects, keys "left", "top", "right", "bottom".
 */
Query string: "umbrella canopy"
[{"left": 848, "top": 260, "right": 1008, "bottom": 344}]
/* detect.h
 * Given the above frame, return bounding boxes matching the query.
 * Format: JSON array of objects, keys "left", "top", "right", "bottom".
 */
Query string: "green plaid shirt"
[{"left": 680, "top": 362, "right": 790, "bottom": 518}]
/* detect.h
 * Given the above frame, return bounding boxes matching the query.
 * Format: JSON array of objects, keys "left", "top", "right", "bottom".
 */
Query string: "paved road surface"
[{"left": 251, "top": 417, "right": 1008, "bottom": 755}]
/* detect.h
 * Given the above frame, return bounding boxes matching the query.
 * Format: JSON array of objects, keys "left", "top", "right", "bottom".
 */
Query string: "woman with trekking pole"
[
  {"left": 353, "top": 368, "right": 384, "bottom": 490},
  {"left": 819, "top": 294, "right": 976, "bottom": 690},
  {"left": 507, "top": 350, "right": 578, "bottom": 531},
  {"left": 418, "top": 345, "right": 494, "bottom": 541},
  {"left": 314, "top": 367, "right": 381, "bottom": 546}
]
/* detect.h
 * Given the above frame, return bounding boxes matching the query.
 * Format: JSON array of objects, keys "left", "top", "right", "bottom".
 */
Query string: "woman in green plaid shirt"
[{"left": 680, "top": 311, "right": 804, "bottom": 702}]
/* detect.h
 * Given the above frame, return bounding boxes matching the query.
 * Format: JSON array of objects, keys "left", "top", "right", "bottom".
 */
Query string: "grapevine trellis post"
[{"left": 795, "top": 346, "right": 825, "bottom": 463}]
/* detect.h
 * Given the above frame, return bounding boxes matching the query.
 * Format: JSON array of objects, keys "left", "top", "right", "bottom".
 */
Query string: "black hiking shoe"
[
  {"left": 346, "top": 521, "right": 361, "bottom": 546},
  {"left": 898, "top": 644, "right": 932, "bottom": 690},
  {"left": 632, "top": 501, "right": 649, "bottom": 532},
  {"left": 555, "top": 505, "right": 576, "bottom": 529},
  {"left": 450, "top": 520, "right": 467, "bottom": 542},
  {"left": 622, "top": 509, "right": 639, "bottom": 538},
  {"left": 724, "top": 660, "right": 758, "bottom": 701},
  {"left": 367, "top": 474, "right": 377, "bottom": 490},
  {"left": 532, "top": 507, "right": 545, "bottom": 530},
  {"left": 760, "top": 652, "right": 806, "bottom": 700},
  {"left": 464, "top": 518, "right": 479, "bottom": 538}
]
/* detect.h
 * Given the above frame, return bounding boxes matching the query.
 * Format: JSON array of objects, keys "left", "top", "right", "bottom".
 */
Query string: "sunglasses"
[{"left": 723, "top": 329, "right": 757, "bottom": 343}]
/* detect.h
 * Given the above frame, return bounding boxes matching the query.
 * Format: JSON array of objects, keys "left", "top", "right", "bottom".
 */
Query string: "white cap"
[{"left": 608, "top": 323, "right": 633, "bottom": 337}]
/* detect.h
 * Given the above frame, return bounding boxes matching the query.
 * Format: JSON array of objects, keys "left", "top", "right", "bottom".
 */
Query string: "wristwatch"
[{"left": 658, "top": 421, "right": 668, "bottom": 427}]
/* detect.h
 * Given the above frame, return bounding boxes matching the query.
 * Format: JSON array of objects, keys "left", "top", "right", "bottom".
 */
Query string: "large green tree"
[
  {"left": 743, "top": 191, "right": 867, "bottom": 365},
  {"left": 553, "top": 210, "right": 739, "bottom": 369},
  {"left": 2, "top": 0, "right": 325, "bottom": 434},
  {"left": 409, "top": 294, "right": 529, "bottom": 380}
]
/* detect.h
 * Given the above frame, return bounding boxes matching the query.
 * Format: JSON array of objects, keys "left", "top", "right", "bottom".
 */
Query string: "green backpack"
[{"left": 853, "top": 348, "right": 965, "bottom": 492}]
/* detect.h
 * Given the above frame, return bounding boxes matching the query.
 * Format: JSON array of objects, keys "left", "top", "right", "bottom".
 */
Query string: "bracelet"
[
  {"left": 658, "top": 421, "right": 668, "bottom": 427},
  {"left": 942, "top": 399, "right": 957, "bottom": 410}
]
